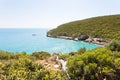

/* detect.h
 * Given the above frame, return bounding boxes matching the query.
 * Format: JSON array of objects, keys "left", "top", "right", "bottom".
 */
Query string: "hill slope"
[{"left": 48, "top": 14, "right": 120, "bottom": 40}]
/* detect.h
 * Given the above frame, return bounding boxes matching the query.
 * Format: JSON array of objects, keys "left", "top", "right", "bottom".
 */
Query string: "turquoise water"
[{"left": 0, "top": 28, "right": 99, "bottom": 54}]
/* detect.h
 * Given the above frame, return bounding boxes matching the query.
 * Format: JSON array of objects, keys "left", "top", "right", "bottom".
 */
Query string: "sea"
[{"left": 0, "top": 28, "right": 99, "bottom": 54}]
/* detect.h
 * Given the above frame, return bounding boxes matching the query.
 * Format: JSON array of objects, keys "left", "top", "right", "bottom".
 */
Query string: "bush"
[
  {"left": 67, "top": 48, "right": 120, "bottom": 80},
  {"left": 106, "top": 40, "right": 120, "bottom": 51},
  {"left": 32, "top": 51, "right": 51, "bottom": 60},
  {"left": 77, "top": 47, "right": 86, "bottom": 54},
  {"left": 0, "top": 50, "right": 15, "bottom": 60}
]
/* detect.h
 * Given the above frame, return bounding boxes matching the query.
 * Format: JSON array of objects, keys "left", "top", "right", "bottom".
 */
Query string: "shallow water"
[{"left": 0, "top": 28, "right": 99, "bottom": 53}]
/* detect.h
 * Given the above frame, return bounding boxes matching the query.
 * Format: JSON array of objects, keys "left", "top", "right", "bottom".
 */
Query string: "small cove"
[{"left": 0, "top": 28, "right": 100, "bottom": 54}]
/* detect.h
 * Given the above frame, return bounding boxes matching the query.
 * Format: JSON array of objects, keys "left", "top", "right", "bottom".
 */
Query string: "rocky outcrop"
[
  {"left": 84, "top": 38, "right": 93, "bottom": 42},
  {"left": 46, "top": 32, "right": 108, "bottom": 46},
  {"left": 78, "top": 34, "right": 89, "bottom": 40},
  {"left": 56, "top": 36, "right": 73, "bottom": 40},
  {"left": 47, "top": 32, "right": 51, "bottom": 37},
  {"left": 85, "top": 38, "right": 108, "bottom": 46},
  {"left": 47, "top": 32, "right": 57, "bottom": 38}
]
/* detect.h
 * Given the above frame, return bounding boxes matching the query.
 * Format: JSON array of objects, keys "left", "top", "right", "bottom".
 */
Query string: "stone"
[{"left": 78, "top": 34, "right": 89, "bottom": 40}]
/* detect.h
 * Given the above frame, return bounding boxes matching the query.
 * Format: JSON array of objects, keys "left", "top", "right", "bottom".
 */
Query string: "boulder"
[
  {"left": 78, "top": 34, "right": 89, "bottom": 40},
  {"left": 85, "top": 38, "right": 93, "bottom": 42},
  {"left": 46, "top": 32, "right": 51, "bottom": 37}
]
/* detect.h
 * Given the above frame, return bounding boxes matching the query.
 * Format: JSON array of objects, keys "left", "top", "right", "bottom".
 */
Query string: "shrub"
[
  {"left": 32, "top": 51, "right": 51, "bottom": 60},
  {"left": 106, "top": 40, "right": 120, "bottom": 51}
]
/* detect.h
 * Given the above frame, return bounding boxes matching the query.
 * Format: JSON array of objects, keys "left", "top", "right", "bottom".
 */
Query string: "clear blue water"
[{"left": 0, "top": 28, "right": 99, "bottom": 54}]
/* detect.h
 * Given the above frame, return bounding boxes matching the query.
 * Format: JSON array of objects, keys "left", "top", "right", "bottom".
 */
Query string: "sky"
[{"left": 0, "top": 0, "right": 120, "bottom": 28}]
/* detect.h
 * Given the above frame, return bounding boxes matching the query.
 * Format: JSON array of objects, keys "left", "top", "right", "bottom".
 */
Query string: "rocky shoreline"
[{"left": 47, "top": 33, "right": 108, "bottom": 46}]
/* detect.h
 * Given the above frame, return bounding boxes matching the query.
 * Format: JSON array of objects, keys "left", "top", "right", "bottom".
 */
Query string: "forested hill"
[{"left": 48, "top": 14, "right": 120, "bottom": 40}]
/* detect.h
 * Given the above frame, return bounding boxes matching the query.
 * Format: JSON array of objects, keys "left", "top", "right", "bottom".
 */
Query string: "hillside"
[{"left": 48, "top": 14, "right": 120, "bottom": 40}]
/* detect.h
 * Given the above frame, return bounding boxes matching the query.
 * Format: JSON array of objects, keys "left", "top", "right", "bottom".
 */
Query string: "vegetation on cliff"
[{"left": 48, "top": 14, "right": 120, "bottom": 40}]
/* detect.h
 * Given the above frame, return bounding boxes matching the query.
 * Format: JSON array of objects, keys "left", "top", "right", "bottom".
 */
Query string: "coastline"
[{"left": 47, "top": 34, "right": 108, "bottom": 47}]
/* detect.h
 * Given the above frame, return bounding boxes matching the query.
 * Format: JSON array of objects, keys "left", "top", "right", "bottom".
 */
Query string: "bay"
[{"left": 0, "top": 28, "right": 99, "bottom": 54}]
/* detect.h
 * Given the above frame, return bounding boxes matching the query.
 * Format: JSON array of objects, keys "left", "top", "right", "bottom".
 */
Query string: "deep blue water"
[{"left": 0, "top": 28, "right": 99, "bottom": 54}]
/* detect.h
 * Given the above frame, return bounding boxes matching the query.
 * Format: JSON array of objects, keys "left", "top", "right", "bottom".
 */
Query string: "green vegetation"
[
  {"left": 67, "top": 48, "right": 120, "bottom": 80},
  {"left": 32, "top": 51, "right": 51, "bottom": 60},
  {"left": 0, "top": 47, "right": 120, "bottom": 80},
  {"left": 0, "top": 51, "right": 67, "bottom": 80},
  {"left": 48, "top": 14, "right": 120, "bottom": 40},
  {"left": 1, "top": 14, "right": 120, "bottom": 79},
  {"left": 46, "top": 14, "right": 120, "bottom": 79},
  {"left": 106, "top": 40, "right": 120, "bottom": 52}
]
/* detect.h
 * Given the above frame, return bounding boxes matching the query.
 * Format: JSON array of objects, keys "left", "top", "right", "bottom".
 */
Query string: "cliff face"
[{"left": 48, "top": 14, "right": 120, "bottom": 40}]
